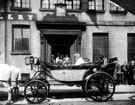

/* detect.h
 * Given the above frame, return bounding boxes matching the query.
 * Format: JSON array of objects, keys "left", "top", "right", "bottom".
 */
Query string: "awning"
[{"left": 36, "top": 21, "right": 86, "bottom": 31}]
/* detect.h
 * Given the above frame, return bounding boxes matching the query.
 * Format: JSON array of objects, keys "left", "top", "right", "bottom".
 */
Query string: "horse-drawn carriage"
[{"left": 24, "top": 56, "right": 116, "bottom": 104}]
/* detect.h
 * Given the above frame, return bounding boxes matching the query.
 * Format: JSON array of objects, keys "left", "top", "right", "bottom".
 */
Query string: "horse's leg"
[
  {"left": 12, "top": 86, "right": 19, "bottom": 99},
  {"left": 15, "top": 75, "right": 20, "bottom": 97},
  {"left": 12, "top": 76, "right": 19, "bottom": 99},
  {"left": 3, "top": 82, "right": 13, "bottom": 104}
]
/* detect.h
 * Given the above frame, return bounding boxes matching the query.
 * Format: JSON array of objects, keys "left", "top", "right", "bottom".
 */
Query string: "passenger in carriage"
[
  {"left": 51, "top": 55, "right": 55, "bottom": 64},
  {"left": 59, "top": 55, "right": 63, "bottom": 64},
  {"left": 84, "top": 58, "right": 91, "bottom": 63},
  {"left": 100, "top": 55, "right": 108, "bottom": 66},
  {"left": 74, "top": 53, "right": 85, "bottom": 66},
  {"left": 63, "top": 54, "right": 71, "bottom": 66},
  {"left": 55, "top": 53, "right": 60, "bottom": 64},
  {"left": 97, "top": 55, "right": 108, "bottom": 71}
]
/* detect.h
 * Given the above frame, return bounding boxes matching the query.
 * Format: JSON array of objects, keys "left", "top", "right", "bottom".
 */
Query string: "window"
[
  {"left": 128, "top": 33, "right": 135, "bottom": 62},
  {"left": 66, "top": 0, "right": 80, "bottom": 10},
  {"left": 93, "top": 33, "right": 108, "bottom": 62},
  {"left": 88, "top": 0, "right": 104, "bottom": 11},
  {"left": 12, "top": 25, "right": 30, "bottom": 54},
  {"left": 110, "top": 1, "right": 125, "bottom": 12},
  {"left": 12, "top": 0, "right": 30, "bottom": 8},
  {"left": 41, "top": 0, "right": 81, "bottom": 10},
  {"left": 41, "top": 0, "right": 56, "bottom": 9}
]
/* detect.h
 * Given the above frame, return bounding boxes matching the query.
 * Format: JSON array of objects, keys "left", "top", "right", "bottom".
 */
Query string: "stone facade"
[{"left": 0, "top": 0, "right": 135, "bottom": 78}]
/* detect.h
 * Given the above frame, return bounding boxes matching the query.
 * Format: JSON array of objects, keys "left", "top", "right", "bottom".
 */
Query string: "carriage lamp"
[
  {"left": 36, "top": 59, "right": 40, "bottom": 65},
  {"left": 25, "top": 56, "right": 34, "bottom": 65},
  {"left": 29, "top": 56, "right": 34, "bottom": 71},
  {"left": 30, "top": 56, "right": 34, "bottom": 64}
]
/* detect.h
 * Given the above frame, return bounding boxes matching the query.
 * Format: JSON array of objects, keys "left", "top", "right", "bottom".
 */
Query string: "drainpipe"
[{"left": 4, "top": 0, "right": 8, "bottom": 63}]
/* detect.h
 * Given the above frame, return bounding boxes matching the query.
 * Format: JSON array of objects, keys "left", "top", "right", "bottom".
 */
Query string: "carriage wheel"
[
  {"left": 82, "top": 70, "right": 93, "bottom": 93},
  {"left": 41, "top": 79, "right": 50, "bottom": 93},
  {"left": 35, "top": 78, "right": 50, "bottom": 93},
  {"left": 82, "top": 75, "right": 91, "bottom": 93},
  {"left": 85, "top": 72, "right": 115, "bottom": 101},
  {"left": 24, "top": 80, "right": 48, "bottom": 104}
]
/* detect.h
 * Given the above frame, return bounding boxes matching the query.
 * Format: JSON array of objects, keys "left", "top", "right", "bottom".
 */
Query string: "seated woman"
[{"left": 74, "top": 53, "right": 85, "bottom": 65}]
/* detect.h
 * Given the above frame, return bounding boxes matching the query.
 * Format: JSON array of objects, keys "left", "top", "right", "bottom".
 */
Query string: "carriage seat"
[
  {"left": 41, "top": 61, "right": 93, "bottom": 70},
  {"left": 64, "top": 63, "right": 93, "bottom": 70},
  {"left": 73, "top": 63, "right": 93, "bottom": 69},
  {"left": 44, "top": 63, "right": 62, "bottom": 70}
]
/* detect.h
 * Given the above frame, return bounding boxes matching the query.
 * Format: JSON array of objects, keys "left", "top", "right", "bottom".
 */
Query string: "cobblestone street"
[{"left": 0, "top": 85, "right": 135, "bottom": 105}]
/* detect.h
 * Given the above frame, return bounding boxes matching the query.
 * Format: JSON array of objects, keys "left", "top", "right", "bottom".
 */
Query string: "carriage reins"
[{"left": 0, "top": 80, "right": 24, "bottom": 83}]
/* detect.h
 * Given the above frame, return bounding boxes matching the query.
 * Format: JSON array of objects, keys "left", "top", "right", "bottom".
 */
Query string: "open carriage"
[{"left": 24, "top": 56, "right": 116, "bottom": 104}]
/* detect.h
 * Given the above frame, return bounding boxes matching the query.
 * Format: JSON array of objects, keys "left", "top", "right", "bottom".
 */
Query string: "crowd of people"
[
  {"left": 116, "top": 60, "right": 135, "bottom": 85},
  {"left": 97, "top": 56, "right": 135, "bottom": 85},
  {"left": 51, "top": 54, "right": 71, "bottom": 66},
  {"left": 51, "top": 53, "right": 90, "bottom": 66}
]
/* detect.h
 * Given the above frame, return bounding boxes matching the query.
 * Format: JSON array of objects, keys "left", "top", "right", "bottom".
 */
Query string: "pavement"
[{"left": 0, "top": 84, "right": 135, "bottom": 105}]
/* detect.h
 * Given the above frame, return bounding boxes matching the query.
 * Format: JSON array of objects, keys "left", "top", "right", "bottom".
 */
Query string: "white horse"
[{"left": 0, "top": 64, "right": 21, "bottom": 104}]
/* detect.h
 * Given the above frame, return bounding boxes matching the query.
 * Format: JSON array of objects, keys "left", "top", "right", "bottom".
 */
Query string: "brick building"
[{"left": 0, "top": 0, "right": 135, "bottom": 78}]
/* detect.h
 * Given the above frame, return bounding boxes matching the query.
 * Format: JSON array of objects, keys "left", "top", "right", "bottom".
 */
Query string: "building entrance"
[
  {"left": 42, "top": 34, "right": 80, "bottom": 64},
  {"left": 45, "top": 35, "right": 77, "bottom": 58},
  {"left": 52, "top": 45, "right": 70, "bottom": 57}
]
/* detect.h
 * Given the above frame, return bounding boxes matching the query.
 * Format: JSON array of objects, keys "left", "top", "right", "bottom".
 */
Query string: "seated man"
[{"left": 74, "top": 53, "right": 85, "bottom": 66}]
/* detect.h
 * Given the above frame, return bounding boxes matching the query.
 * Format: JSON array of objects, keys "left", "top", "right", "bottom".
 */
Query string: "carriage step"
[{"left": 48, "top": 80, "right": 64, "bottom": 85}]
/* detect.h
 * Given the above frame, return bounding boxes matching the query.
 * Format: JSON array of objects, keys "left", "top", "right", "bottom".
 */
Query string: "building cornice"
[{"left": 86, "top": 21, "right": 135, "bottom": 26}]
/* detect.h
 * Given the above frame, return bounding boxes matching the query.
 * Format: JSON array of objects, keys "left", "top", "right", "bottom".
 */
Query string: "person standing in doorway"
[{"left": 128, "top": 60, "right": 135, "bottom": 85}]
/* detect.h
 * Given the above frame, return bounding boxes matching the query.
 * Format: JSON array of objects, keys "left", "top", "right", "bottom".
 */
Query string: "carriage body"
[
  {"left": 24, "top": 58, "right": 116, "bottom": 104},
  {"left": 48, "top": 63, "right": 94, "bottom": 83},
  {"left": 51, "top": 69, "right": 87, "bottom": 81},
  {"left": 50, "top": 61, "right": 116, "bottom": 82}
]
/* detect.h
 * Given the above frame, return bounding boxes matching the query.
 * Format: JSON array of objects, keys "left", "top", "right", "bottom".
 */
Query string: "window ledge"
[
  {"left": 87, "top": 10, "right": 105, "bottom": 13},
  {"left": 109, "top": 10, "right": 127, "bottom": 14},
  {"left": 39, "top": 8, "right": 82, "bottom": 13},
  {"left": 67, "top": 9, "right": 82, "bottom": 13},
  {"left": 39, "top": 8, "right": 55, "bottom": 12},
  {"left": 10, "top": 7, "right": 32, "bottom": 11},
  {"left": 11, "top": 51, "right": 31, "bottom": 55}
]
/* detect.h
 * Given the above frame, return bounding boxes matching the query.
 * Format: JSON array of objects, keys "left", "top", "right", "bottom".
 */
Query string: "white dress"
[{"left": 75, "top": 57, "right": 85, "bottom": 65}]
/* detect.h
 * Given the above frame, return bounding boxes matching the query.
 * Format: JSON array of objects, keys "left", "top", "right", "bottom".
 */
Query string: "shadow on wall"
[{"left": 86, "top": 10, "right": 99, "bottom": 29}]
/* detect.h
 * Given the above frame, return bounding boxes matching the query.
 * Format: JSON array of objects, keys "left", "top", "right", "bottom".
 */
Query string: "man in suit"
[{"left": 128, "top": 60, "right": 135, "bottom": 85}]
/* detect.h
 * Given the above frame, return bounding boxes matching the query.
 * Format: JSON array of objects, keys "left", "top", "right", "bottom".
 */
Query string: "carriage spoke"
[{"left": 32, "top": 97, "right": 36, "bottom": 102}]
